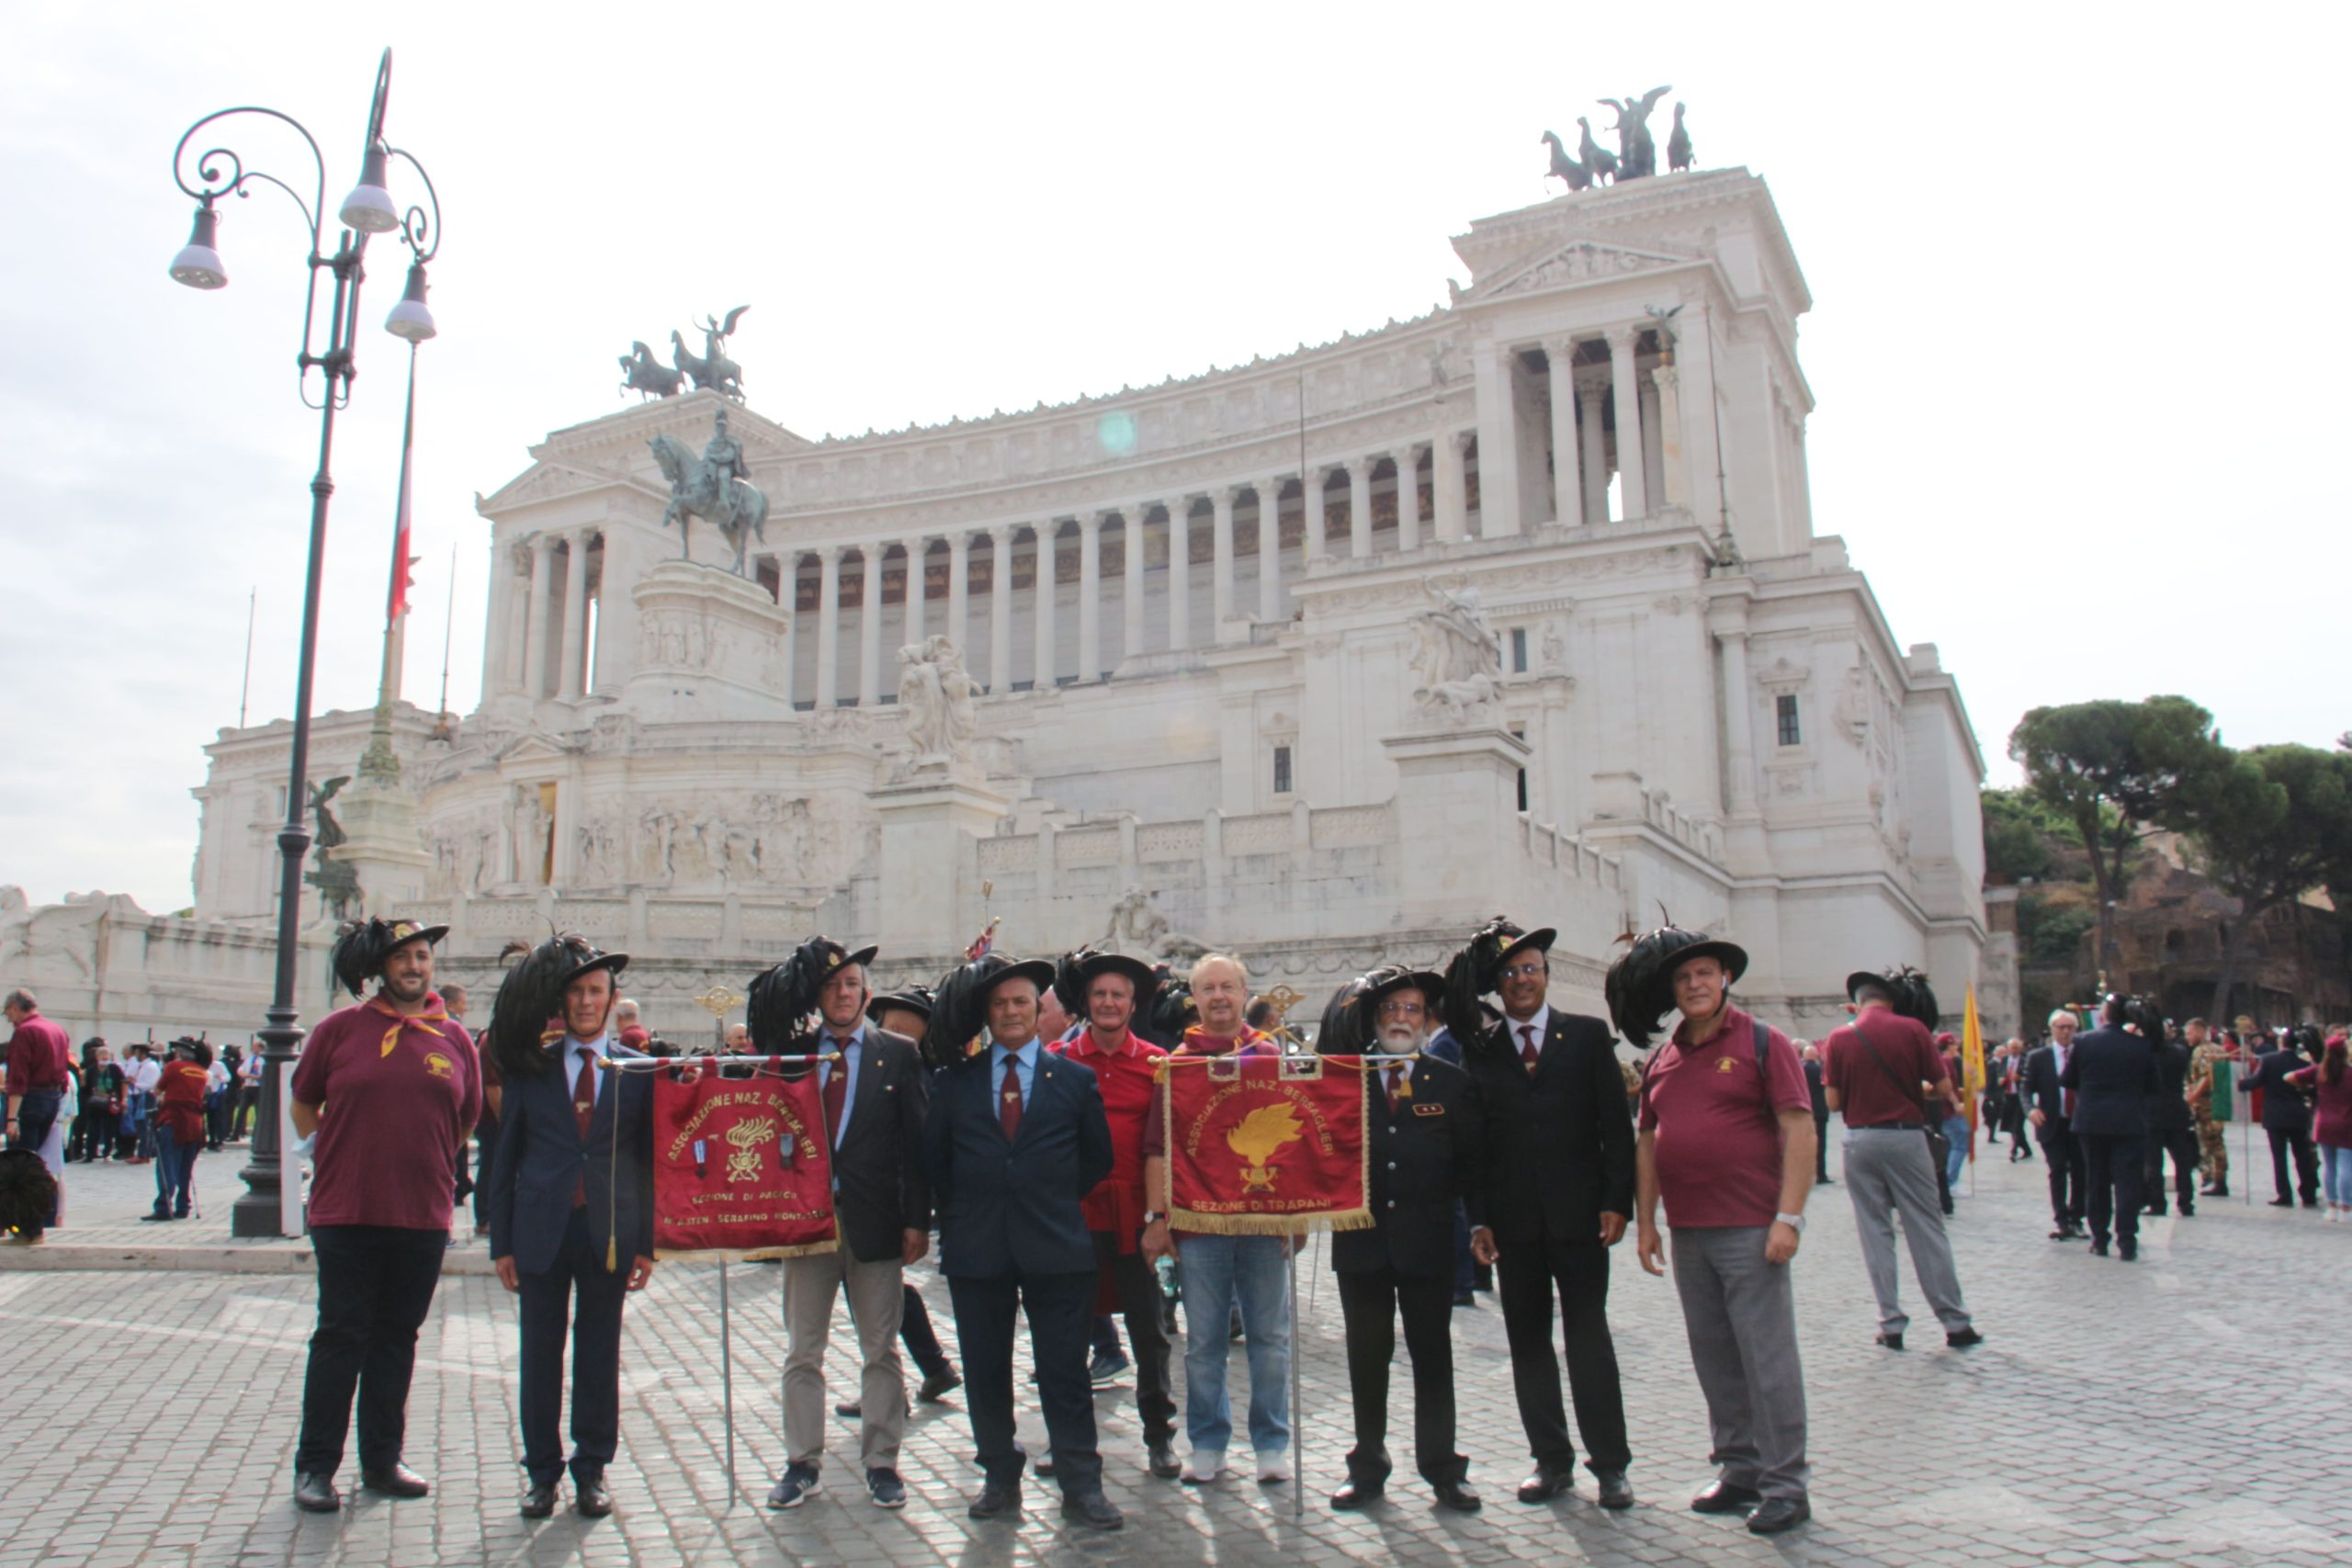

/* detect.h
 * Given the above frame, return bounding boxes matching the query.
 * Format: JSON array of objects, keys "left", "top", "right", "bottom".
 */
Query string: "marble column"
[
  {"left": 857, "top": 542, "right": 883, "bottom": 706},
  {"left": 1718, "top": 627, "right": 1758, "bottom": 813},
  {"left": 1211, "top": 488, "right": 1236, "bottom": 627},
  {"left": 1432, "top": 434, "right": 1465, "bottom": 543},
  {"left": 902, "top": 536, "right": 927, "bottom": 649},
  {"left": 1256, "top": 479, "right": 1283, "bottom": 619},
  {"left": 815, "top": 545, "right": 842, "bottom": 708},
  {"left": 1474, "top": 342, "right": 1522, "bottom": 536},
  {"left": 557, "top": 530, "right": 590, "bottom": 699},
  {"left": 1577, "top": 371, "right": 1610, "bottom": 524},
  {"left": 1304, "top": 469, "right": 1329, "bottom": 560},
  {"left": 947, "top": 531, "right": 971, "bottom": 653},
  {"left": 1122, "top": 505, "right": 1148, "bottom": 660},
  {"left": 1653, "top": 366, "right": 1689, "bottom": 508},
  {"left": 777, "top": 555, "right": 798, "bottom": 710},
  {"left": 1545, "top": 342, "right": 1584, "bottom": 526},
  {"left": 1640, "top": 370, "right": 1667, "bottom": 508},
  {"left": 1395, "top": 447, "right": 1422, "bottom": 551},
  {"left": 988, "top": 526, "right": 1012, "bottom": 694},
  {"left": 1610, "top": 327, "right": 1649, "bottom": 521},
  {"left": 1078, "top": 512, "right": 1103, "bottom": 680},
  {"left": 1032, "top": 522, "right": 1057, "bottom": 688},
  {"left": 1166, "top": 498, "right": 1192, "bottom": 650},
  {"left": 1348, "top": 461, "right": 1373, "bottom": 557},
  {"left": 521, "top": 533, "right": 553, "bottom": 699}
]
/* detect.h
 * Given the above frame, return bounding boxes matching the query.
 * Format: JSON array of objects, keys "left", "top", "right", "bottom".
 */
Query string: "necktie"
[
  {"left": 823, "top": 1039, "right": 852, "bottom": 1145},
  {"left": 1385, "top": 1062, "right": 1406, "bottom": 1112},
  {"left": 572, "top": 1050, "right": 595, "bottom": 1208},
  {"left": 1000, "top": 1056, "right": 1023, "bottom": 1140},
  {"left": 1519, "top": 1025, "right": 1540, "bottom": 1077},
  {"left": 2059, "top": 1051, "right": 2075, "bottom": 1118}
]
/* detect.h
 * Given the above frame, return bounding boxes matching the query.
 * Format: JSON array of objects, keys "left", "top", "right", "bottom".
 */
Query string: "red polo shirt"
[
  {"left": 1823, "top": 1010, "right": 1946, "bottom": 1127},
  {"left": 290, "top": 995, "right": 481, "bottom": 1231},
  {"left": 1639, "top": 1003, "right": 1809, "bottom": 1229},
  {"left": 4, "top": 1012, "right": 72, "bottom": 1093},
  {"left": 1053, "top": 1027, "right": 1168, "bottom": 1246}
]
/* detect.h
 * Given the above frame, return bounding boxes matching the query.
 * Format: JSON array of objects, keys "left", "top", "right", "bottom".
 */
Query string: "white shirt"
[
  {"left": 130, "top": 1059, "right": 161, "bottom": 1092},
  {"left": 1505, "top": 1005, "right": 1553, "bottom": 1057},
  {"left": 562, "top": 1035, "right": 607, "bottom": 1109}
]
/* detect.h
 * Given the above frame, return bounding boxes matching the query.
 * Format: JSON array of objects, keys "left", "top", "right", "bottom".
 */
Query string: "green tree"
[
  {"left": 2180, "top": 744, "right": 2352, "bottom": 1024},
  {"left": 2007, "top": 696, "right": 2232, "bottom": 982}
]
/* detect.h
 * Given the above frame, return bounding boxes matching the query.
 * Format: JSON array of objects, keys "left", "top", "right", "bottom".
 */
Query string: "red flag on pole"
[{"left": 387, "top": 349, "right": 419, "bottom": 624}]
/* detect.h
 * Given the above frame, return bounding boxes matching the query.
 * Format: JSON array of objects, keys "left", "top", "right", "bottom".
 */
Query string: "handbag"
[{"left": 1853, "top": 1014, "right": 1951, "bottom": 1173}]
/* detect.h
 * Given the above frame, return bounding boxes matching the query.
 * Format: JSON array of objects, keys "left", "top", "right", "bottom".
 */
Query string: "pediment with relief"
[{"left": 1479, "top": 240, "right": 1692, "bottom": 299}]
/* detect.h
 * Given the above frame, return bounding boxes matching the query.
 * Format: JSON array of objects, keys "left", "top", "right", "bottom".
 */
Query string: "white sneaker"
[
  {"left": 1255, "top": 1454, "right": 1292, "bottom": 1484},
  {"left": 1180, "top": 1450, "right": 1226, "bottom": 1484}
]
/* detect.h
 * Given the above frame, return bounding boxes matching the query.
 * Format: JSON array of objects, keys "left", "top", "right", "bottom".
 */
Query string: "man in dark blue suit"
[
  {"left": 923, "top": 956, "right": 1120, "bottom": 1530},
  {"left": 2059, "top": 997, "right": 2161, "bottom": 1260},
  {"left": 2243, "top": 1032, "right": 2321, "bottom": 1206},
  {"left": 487, "top": 937, "right": 656, "bottom": 1519},
  {"left": 2023, "top": 1012, "right": 2087, "bottom": 1240}
]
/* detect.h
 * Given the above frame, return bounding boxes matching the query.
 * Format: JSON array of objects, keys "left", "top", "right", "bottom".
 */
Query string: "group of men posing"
[{"left": 277, "top": 910, "right": 1999, "bottom": 1540}]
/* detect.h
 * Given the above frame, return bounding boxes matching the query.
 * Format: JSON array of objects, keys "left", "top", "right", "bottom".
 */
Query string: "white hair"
[{"left": 2047, "top": 1009, "right": 2077, "bottom": 1028}]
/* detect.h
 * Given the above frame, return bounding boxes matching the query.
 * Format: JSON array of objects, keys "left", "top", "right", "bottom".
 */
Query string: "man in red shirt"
[
  {"left": 4, "top": 988, "right": 74, "bottom": 1235},
  {"left": 1822, "top": 968, "right": 1980, "bottom": 1353},
  {"left": 288, "top": 919, "right": 478, "bottom": 1515},
  {"left": 1622, "top": 928, "right": 1815, "bottom": 1537},
  {"left": 1053, "top": 952, "right": 1179, "bottom": 1481}
]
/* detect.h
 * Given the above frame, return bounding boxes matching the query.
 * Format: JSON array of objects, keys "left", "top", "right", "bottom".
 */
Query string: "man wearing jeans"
[
  {"left": 3, "top": 989, "right": 73, "bottom": 1236},
  {"left": 1622, "top": 928, "right": 1815, "bottom": 1538},
  {"left": 1822, "top": 969, "right": 1980, "bottom": 1353},
  {"left": 1142, "top": 953, "right": 1292, "bottom": 1486}
]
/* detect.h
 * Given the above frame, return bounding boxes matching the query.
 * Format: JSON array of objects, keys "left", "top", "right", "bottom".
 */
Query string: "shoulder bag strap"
[{"left": 1850, "top": 1013, "right": 1933, "bottom": 1122}]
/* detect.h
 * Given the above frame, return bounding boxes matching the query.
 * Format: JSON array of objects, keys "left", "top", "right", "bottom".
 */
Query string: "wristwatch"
[
  {"left": 1143, "top": 1212, "right": 1167, "bottom": 1225},
  {"left": 1774, "top": 1211, "right": 1806, "bottom": 1233}
]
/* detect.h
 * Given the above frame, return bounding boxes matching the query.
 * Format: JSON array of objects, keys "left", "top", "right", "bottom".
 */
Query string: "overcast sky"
[{"left": 2, "top": 3, "right": 2342, "bottom": 913}]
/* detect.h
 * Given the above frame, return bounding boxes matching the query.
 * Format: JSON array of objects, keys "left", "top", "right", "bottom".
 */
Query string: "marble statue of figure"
[
  {"left": 898, "top": 636, "right": 979, "bottom": 761},
  {"left": 1103, "top": 884, "right": 1209, "bottom": 964},
  {"left": 650, "top": 409, "right": 770, "bottom": 575},
  {"left": 1408, "top": 576, "right": 1503, "bottom": 722},
  {"left": 512, "top": 788, "right": 551, "bottom": 886}
]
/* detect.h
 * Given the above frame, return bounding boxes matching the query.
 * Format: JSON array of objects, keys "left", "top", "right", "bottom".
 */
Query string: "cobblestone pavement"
[{"left": 4, "top": 1129, "right": 2349, "bottom": 1567}]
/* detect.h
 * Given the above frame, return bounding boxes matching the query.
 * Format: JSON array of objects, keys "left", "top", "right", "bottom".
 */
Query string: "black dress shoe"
[
  {"left": 1329, "top": 1479, "right": 1384, "bottom": 1509},
  {"left": 575, "top": 1472, "right": 613, "bottom": 1517},
  {"left": 2117, "top": 1242, "right": 2138, "bottom": 1261},
  {"left": 1875, "top": 1331, "right": 1905, "bottom": 1351},
  {"left": 1691, "top": 1480, "right": 1762, "bottom": 1514},
  {"left": 835, "top": 1399, "right": 863, "bottom": 1418},
  {"left": 1452, "top": 1289, "right": 1476, "bottom": 1307},
  {"left": 916, "top": 1369, "right": 963, "bottom": 1403},
  {"left": 362, "top": 1462, "right": 431, "bottom": 1498},
  {"left": 2146, "top": 1203, "right": 2167, "bottom": 1217},
  {"left": 520, "top": 1483, "right": 557, "bottom": 1519},
  {"left": 292, "top": 1472, "right": 341, "bottom": 1513},
  {"left": 1147, "top": 1442, "right": 1182, "bottom": 1481},
  {"left": 2088, "top": 1240, "right": 2109, "bottom": 1257},
  {"left": 1594, "top": 1468, "right": 1634, "bottom": 1509},
  {"left": 1516, "top": 1465, "right": 1574, "bottom": 1503},
  {"left": 1747, "top": 1496, "right": 1811, "bottom": 1534},
  {"left": 1432, "top": 1478, "right": 1482, "bottom": 1512},
  {"left": 2268, "top": 1197, "right": 2296, "bottom": 1207},
  {"left": 967, "top": 1478, "right": 1021, "bottom": 1519},
  {"left": 1060, "top": 1492, "right": 1125, "bottom": 1530},
  {"left": 2181, "top": 1203, "right": 2196, "bottom": 1217},
  {"left": 1946, "top": 1327, "right": 1984, "bottom": 1349}
]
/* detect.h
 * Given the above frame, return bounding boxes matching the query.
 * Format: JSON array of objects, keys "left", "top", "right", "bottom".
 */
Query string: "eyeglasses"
[
  {"left": 1500, "top": 962, "right": 1547, "bottom": 980},
  {"left": 1375, "top": 1000, "right": 1425, "bottom": 1018}
]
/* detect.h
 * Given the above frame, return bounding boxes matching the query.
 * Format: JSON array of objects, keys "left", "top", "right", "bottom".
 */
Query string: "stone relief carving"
[
  {"left": 509, "top": 786, "right": 552, "bottom": 886},
  {"left": 626, "top": 792, "right": 875, "bottom": 891},
  {"left": 1539, "top": 621, "right": 1567, "bottom": 671},
  {"left": 896, "top": 636, "right": 979, "bottom": 764},
  {"left": 426, "top": 809, "right": 503, "bottom": 895},
  {"left": 1407, "top": 576, "right": 1504, "bottom": 725},
  {"left": 1102, "top": 885, "right": 1208, "bottom": 964},
  {"left": 0, "top": 886, "right": 142, "bottom": 978}
]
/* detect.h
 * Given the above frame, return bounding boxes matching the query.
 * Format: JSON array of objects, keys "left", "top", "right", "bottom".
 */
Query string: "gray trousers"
[
  {"left": 1841, "top": 1128, "right": 1973, "bottom": 1337},
  {"left": 784, "top": 1247, "right": 907, "bottom": 1471},
  {"left": 1668, "top": 1226, "right": 1809, "bottom": 1502}
]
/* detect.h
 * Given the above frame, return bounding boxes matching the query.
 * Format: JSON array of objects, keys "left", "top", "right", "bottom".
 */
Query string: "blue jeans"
[
  {"left": 1178, "top": 1234, "right": 1291, "bottom": 1456},
  {"left": 2322, "top": 1144, "right": 2352, "bottom": 1207},
  {"left": 1941, "top": 1116, "right": 1970, "bottom": 1190},
  {"left": 153, "top": 1137, "right": 198, "bottom": 1217}
]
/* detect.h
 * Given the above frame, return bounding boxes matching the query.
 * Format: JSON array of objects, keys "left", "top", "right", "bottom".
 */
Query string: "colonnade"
[{"left": 499, "top": 527, "right": 602, "bottom": 701}]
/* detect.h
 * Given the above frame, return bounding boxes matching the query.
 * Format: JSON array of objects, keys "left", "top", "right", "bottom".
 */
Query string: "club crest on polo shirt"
[
  {"left": 424, "top": 1052, "right": 454, "bottom": 1079},
  {"left": 1715, "top": 1055, "right": 1737, "bottom": 1073}
]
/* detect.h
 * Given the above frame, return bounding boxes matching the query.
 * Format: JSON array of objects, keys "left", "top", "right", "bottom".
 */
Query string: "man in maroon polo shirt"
[
  {"left": 1619, "top": 928, "right": 1815, "bottom": 1538},
  {"left": 4, "top": 988, "right": 74, "bottom": 1238},
  {"left": 288, "top": 919, "right": 480, "bottom": 1515}
]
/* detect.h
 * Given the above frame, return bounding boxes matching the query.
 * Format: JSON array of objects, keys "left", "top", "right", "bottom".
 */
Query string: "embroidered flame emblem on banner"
[
  {"left": 724, "top": 1115, "right": 777, "bottom": 1182},
  {"left": 1227, "top": 1103, "right": 1304, "bottom": 1192}
]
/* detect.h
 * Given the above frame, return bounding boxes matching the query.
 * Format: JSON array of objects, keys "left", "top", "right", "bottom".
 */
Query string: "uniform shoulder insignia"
[{"left": 1414, "top": 1102, "right": 1446, "bottom": 1116}]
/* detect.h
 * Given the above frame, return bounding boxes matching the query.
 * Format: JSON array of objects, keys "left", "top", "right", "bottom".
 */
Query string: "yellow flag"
[{"left": 1962, "top": 984, "right": 1987, "bottom": 1153}]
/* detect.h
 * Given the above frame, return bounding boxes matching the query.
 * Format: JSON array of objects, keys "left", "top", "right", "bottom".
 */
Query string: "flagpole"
[
  {"left": 356, "top": 343, "right": 422, "bottom": 785},
  {"left": 435, "top": 541, "right": 457, "bottom": 725},
  {"left": 237, "top": 587, "right": 255, "bottom": 729},
  {"left": 1288, "top": 1237, "right": 1303, "bottom": 1519},
  {"left": 719, "top": 1258, "right": 737, "bottom": 1506}
]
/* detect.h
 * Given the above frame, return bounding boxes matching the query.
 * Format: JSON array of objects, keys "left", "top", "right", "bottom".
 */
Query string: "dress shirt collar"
[{"left": 1504, "top": 1004, "right": 1551, "bottom": 1043}]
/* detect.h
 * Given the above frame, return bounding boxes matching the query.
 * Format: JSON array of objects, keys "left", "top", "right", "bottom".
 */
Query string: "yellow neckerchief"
[{"left": 366, "top": 992, "right": 448, "bottom": 1057}]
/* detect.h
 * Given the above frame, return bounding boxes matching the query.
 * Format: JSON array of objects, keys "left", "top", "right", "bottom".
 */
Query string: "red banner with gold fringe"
[
  {"left": 651, "top": 1066, "right": 838, "bottom": 1260},
  {"left": 1159, "top": 1054, "right": 1370, "bottom": 1234}
]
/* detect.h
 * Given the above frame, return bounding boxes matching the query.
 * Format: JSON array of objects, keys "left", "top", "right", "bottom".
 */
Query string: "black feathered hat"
[
  {"left": 1316, "top": 972, "right": 1378, "bottom": 1056},
  {"left": 748, "top": 936, "right": 874, "bottom": 1053},
  {"left": 1604, "top": 926, "right": 1748, "bottom": 1048},
  {"left": 169, "top": 1035, "right": 214, "bottom": 1069},
  {"left": 1847, "top": 965, "right": 1939, "bottom": 1028},
  {"left": 485, "top": 934, "right": 628, "bottom": 1081},
  {"left": 1057, "top": 948, "right": 1160, "bottom": 1021},
  {"left": 0, "top": 1149, "right": 59, "bottom": 1237},
  {"left": 328, "top": 917, "right": 448, "bottom": 998},
  {"left": 1136, "top": 965, "right": 1196, "bottom": 1048},
  {"left": 919, "top": 954, "right": 1057, "bottom": 1070},
  {"left": 1441, "top": 916, "right": 1549, "bottom": 1048},
  {"left": 865, "top": 984, "right": 936, "bottom": 1027}
]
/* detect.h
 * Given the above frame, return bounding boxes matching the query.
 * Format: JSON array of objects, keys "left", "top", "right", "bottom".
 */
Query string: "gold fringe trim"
[
  {"left": 654, "top": 1237, "right": 839, "bottom": 1263},
  {"left": 1167, "top": 1206, "right": 1374, "bottom": 1235}
]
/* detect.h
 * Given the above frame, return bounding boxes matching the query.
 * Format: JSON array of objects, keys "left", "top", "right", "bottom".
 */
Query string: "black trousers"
[
  {"left": 2079, "top": 1133, "right": 2146, "bottom": 1248},
  {"left": 2267, "top": 1126, "right": 2319, "bottom": 1202},
  {"left": 295, "top": 1224, "right": 448, "bottom": 1475},
  {"left": 2145, "top": 1127, "right": 2199, "bottom": 1211},
  {"left": 899, "top": 1283, "right": 952, "bottom": 1380},
  {"left": 1495, "top": 1232, "right": 1631, "bottom": 1474},
  {"left": 1094, "top": 1231, "right": 1175, "bottom": 1447},
  {"left": 2001, "top": 1098, "right": 2033, "bottom": 1154},
  {"left": 470, "top": 1111, "right": 499, "bottom": 1231},
  {"left": 517, "top": 1205, "right": 632, "bottom": 1487},
  {"left": 947, "top": 1269, "right": 1100, "bottom": 1497},
  {"left": 1336, "top": 1269, "right": 1463, "bottom": 1486},
  {"left": 1812, "top": 1112, "right": 1830, "bottom": 1179},
  {"left": 2037, "top": 1117, "right": 2085, "bottom": 1225}
]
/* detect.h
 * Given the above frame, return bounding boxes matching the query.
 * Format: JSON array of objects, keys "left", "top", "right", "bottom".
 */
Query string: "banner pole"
[
  {"left": 720, "top": 1258, "right": 737, "bottom": 1506},
  {"left": 1288, "top": 1237, "right": 1303, "bottom": 1519}
]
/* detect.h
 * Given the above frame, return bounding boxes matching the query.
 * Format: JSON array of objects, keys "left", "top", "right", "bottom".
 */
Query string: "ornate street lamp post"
[{"left": 167, "top": 49, "right": 443, "bottom": 1237}]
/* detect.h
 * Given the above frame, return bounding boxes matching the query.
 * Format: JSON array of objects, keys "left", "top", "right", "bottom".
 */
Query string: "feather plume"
[
  {"left": 1881, "top": 966, "right": 1940, "bottom": 1029},
  {"left": 1053, "top": 948, "right": 1100, "bottom": 1018},
  {"left": 0, "top": 1149, "right": 60, "bottom": 1235},
  {"left": 748, "top": 939, "right": 842, "bottom": 1054},
  {"left": 1316, "top": 971, "right": 1380, "bottom": 1055},
  {"left": 328, "top": 919, "right": 389, "bottom": 998},
  {"left": 1603, "top": 927, "right": 1710, "bottom": 1048},
  {"left": 1138, "top": 965, "right": 1194, "bottom": 1047},
  {"left": 486, "top": 934, "right": 597, "bottom": 1081},
  {"left": 922, "top": 953, "right": 1014, "bottom": 1071}
]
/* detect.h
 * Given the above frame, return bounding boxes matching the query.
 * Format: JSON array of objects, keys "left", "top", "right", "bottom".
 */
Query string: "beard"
[
  {"left": 382, "top": 970, "right": 430, "bottom": 1004},
  {"left": 1374, "top": 1023, "right": 1423, "bottom": 1056}
]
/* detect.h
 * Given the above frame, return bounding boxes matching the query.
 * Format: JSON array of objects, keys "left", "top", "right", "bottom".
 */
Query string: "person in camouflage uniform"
[{"left": 2183, "top": 1017, "right": 2231, "bottom": 1197}]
